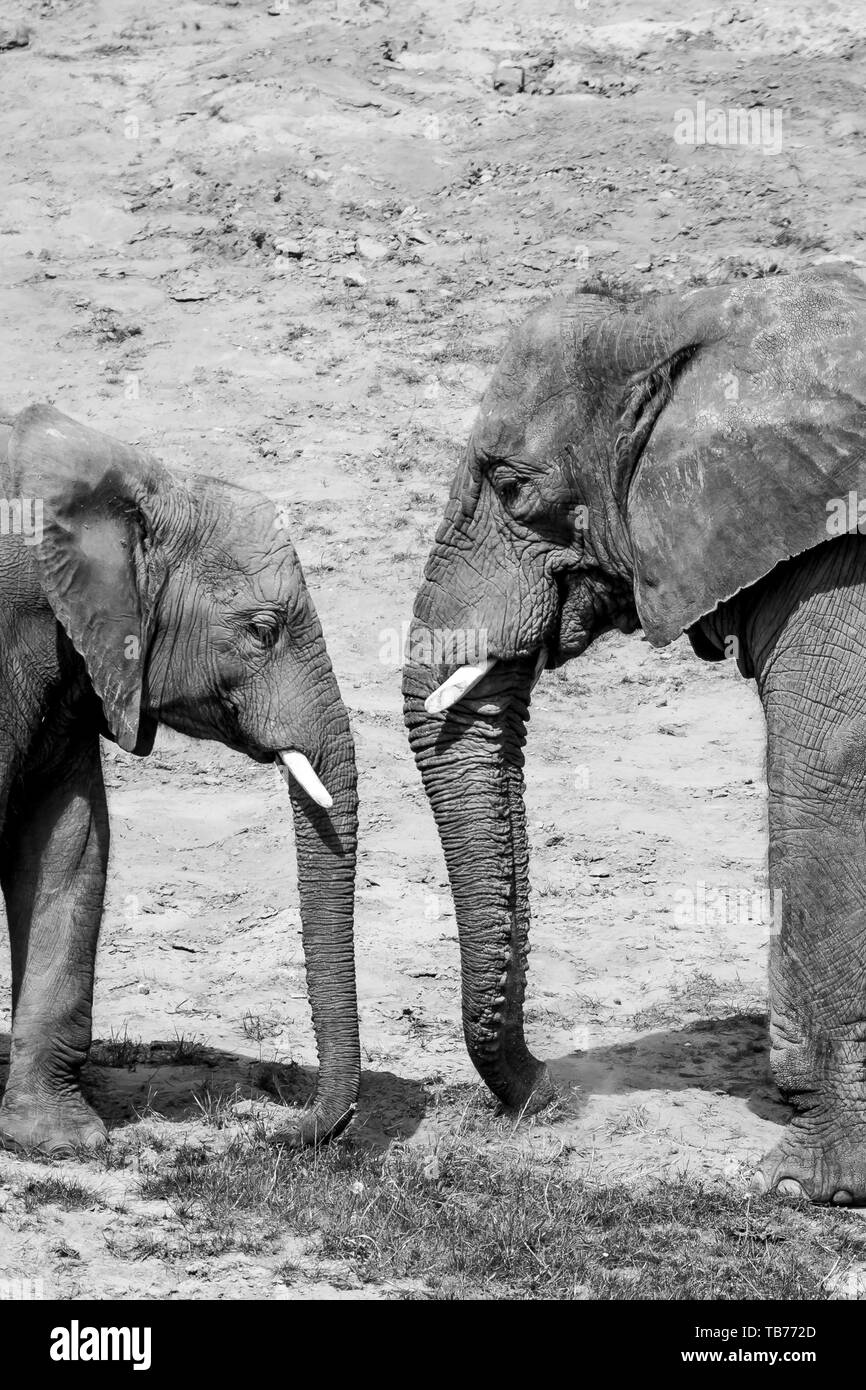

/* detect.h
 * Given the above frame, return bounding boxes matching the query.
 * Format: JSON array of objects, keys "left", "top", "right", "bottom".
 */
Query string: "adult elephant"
[
  {"left": 0, "top": 405, "right": 358, "bottom": 1154},
  {"left": 404, "top": 266, "right": 866, "bottom": 1205}
]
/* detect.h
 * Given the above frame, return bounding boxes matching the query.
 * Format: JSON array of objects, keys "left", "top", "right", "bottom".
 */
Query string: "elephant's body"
[
  {"left": 627, "top": 270, "right": 866, "bottom": 647},
  {"left": 0, "top": 406, "right": 360, "bottom": 1154},
  {"left": 0, "top": 424, "right": 86, "bottom": 803},
  {"left": 405, "top": 265, "right": 866, "bottom": 1204}
]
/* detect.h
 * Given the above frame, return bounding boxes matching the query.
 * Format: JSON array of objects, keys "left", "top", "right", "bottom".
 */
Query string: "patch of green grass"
[
  {"left": 83, "top": 307, "right": 143, "bottom": 345},
  {"left": 606, "top": 1104, "right": 652, "bottom": 1137},
  {"left": 90, "top": 1029, "right": 211, "bottom": 1070},
  {"left": 631, "top": 1002, "right": 681, "bottom": 1031},
  {"left": 138, "top": 1132, "right": 855, "bottom": 1298},
  {"left": 276, "top": 323, "right": 312, "bottom": 348},
  {"left": 190, "top": 1083, "right": 266, "bottom": 1132},
  {"left": 23, "top": 1177, "right": 104, "bottom": 1212},
  {"left": 163, "top": 1032, "right": 209, "bottom": 1065},
  {"left": 427, "top": 334, "right": 499, "bottom": 365},
  {"left": 90, "top": 1027, "right": 147, "bottom": 1069},
  {"left": 241, "top": 1011, "right": 282, "bottom": 1045},
  {"left": 391, "top": 362, "right": 427, "bottom": 385},
  {"left": 671, "top": 970, "right": 733, "bottom": 1014},
  {"left": 770, "top": 220, "right": 829, "bottom": 252}
]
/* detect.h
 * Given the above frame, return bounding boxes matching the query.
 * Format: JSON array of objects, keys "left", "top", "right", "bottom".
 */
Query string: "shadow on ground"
[
  {"left": 0, "top": 1014, "right": 791, "bottom": 1154},
  {"left": 550, "top": 1012, "right": 791, "bottom": 1123},
  {"left": 0, "top": 1034, "right": 430, "bottom": 1149}
]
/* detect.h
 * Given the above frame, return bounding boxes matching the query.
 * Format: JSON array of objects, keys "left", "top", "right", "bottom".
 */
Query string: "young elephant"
[
  {"left": 0, "top": 405, "right": 359, "bottom": 1154},
  {"left": 404, "top": 266, "right": 866, "bottom": 1204}
]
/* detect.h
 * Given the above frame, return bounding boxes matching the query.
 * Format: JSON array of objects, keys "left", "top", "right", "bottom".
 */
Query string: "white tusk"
[
  {"left": 277, "top": 750, "right": 333, "bottom": 810},
  {"left": 424, "top": 658, "right": 497, "bottom": 715}
]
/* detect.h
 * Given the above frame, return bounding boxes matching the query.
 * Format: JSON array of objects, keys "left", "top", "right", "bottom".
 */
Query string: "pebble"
[
  {"left": 0, "top": 24, "right": 30, "bottom": 50},
  {"left": 340, "top": 266, "right": 367, "bottom": 287},
  {"left": 493, "top": 61, "right": 525, "bottom": 95},
  {"left": 355, "top": 236, "right": 389, "bottom": 261}
]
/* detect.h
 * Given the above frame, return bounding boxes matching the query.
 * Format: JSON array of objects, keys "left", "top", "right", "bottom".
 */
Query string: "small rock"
[
  {"left": 169, "top": 280, "right": 214, "bottom": 302},
  {"left": 634, "top": 259, "right": 653, "bottom": 272},
  {"left": 493, "top": 61, "right": 524, "bottom": 95},
  {"left": 137, "top": 984, "right": 150, "bottom": 995},
  {"left": 355, "top": 236, "right": 389, "bottom": 262},
  {"left": 274, "top": 238, "right": 303, "bottom": 257},
  {"left": 340, "top": 267, "right": 367, "bottom": 288},
  {"left": 0, "top": 25, "right": 30, "bottom": 51}
]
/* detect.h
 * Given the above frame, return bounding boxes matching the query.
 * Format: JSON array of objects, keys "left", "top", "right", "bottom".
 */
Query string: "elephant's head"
[
  {"left": 9, "top": 404, "right": 360, "bottom": 1143},
  {"left": 403, "top": 266, "right": 866, "bottom": 1110}
]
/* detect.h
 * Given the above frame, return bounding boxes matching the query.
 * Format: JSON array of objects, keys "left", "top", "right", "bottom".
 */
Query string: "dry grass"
[
  {"left": 22, "top": 1177, "right": 105, "bottom": 1213},
  {"left": 136, "top": 1128, "right": 862, "bottom": 1300}
]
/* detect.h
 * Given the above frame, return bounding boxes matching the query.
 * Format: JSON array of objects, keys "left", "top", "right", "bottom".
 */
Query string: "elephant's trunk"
[
  {"left": 403, "top": 660, "right": 554, "bottom": 1111},
  {"left": 283, "top": 679, "right": 360, "bottom": 1143}
]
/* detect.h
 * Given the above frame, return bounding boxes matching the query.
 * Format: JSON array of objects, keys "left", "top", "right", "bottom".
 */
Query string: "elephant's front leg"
[
  {"left": 0, "top": 739, "right": 109, "bottom": 1155},
  {"left": 751, "top": 547, "right": 866, "bottom": 1203}
]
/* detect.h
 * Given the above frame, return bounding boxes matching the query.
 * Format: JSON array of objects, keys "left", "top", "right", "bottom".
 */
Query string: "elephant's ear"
[
  {"left": 623, "top": 269, "right": 866, "bottom": 646},
  {"left": 8, "top": 404, "right": 169, "bottom": 753}
]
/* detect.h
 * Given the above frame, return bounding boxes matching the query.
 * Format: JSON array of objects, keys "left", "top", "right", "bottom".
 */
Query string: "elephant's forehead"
[
  {"left": 192, "top": 479, "right": 302, "bottom": 582},
  {"left": 474, "top": 362, "right": 579, "bottom": 463},
  {"left": 196, "top": 479, "right": 286, "bottom": 544},
  {"left": 472, "top": 302, "right": 589, "bottom": 460},
  {"left": 237, "top": 536, "right": 304, "bottom": 608}
]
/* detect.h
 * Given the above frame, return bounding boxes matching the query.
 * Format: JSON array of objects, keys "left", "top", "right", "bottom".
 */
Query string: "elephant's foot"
[
  {"left": 0, "top": 1094, "right": 107, "bottom": 1158},
  {"left": 753, "top": 1118, "right": 866, "bottom": 1205}
]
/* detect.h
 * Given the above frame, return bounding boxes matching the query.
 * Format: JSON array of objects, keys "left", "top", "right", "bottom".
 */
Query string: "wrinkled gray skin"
[
  {"left": 404, "top": 267, "right": 866, "bottom": 1204},
  {"left": 0, "top": 405, "right": 359, "bottom": 1155}
]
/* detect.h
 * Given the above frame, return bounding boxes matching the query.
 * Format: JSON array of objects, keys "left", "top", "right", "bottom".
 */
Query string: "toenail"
[
  {"left": 833, "top": 1190, "right": 854, "bottom": 1206},
  {"left": 776, "top": 1178, "right": 805, "bottom": 1198}
]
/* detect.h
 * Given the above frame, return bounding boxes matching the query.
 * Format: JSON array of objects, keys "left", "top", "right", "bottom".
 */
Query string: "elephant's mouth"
[
  {"left": 423, "top": 592, "right": 642, "bottom": 715},
  {"left": 273, "top": 749, "right": 333, "bottom": 810},
  {"left": 546, "top": 569, "right": 642, "bottom": 668},
  {"left": 211, "top": 696, "right": 334, "bottom": 808},
  {"left": 423, "top": 649, "right": 545, "bottom": 716}
]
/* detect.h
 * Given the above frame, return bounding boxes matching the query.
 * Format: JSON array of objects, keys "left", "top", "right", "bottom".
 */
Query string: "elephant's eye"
[
  {"left": 488, "top": 465, "right": 523, "bottom": 506},
  {"left": 245, "top": 613, "right": 282, "bottom": 649}
]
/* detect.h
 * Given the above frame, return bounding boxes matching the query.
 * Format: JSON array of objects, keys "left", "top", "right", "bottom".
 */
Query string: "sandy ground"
[{"left": 1, "top": 0, "right": 866, "bottom": 1297}]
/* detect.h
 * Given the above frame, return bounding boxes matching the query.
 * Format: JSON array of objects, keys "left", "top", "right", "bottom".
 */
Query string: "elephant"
[
  {"left": 0, "top": 404, "right": 359, "bottom": 1154},
  {"left": 403, "top": 265, "right": 866, "bottom": 1205}
]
